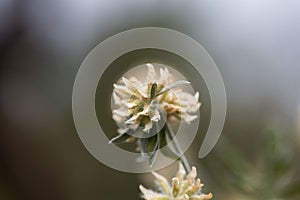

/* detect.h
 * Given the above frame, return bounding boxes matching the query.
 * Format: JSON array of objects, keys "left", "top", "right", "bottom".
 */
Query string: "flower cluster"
[
  {"left": 139, "top": 163, "right": 213, "bottom": 200},
  {"left": 112, "top": 63, "right": 200, "bottom": 135}
]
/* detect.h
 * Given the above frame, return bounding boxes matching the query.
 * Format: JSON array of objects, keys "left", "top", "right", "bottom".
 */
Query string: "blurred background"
[{"left": 1, "top": 0, "right": 300, "bottom": 199}]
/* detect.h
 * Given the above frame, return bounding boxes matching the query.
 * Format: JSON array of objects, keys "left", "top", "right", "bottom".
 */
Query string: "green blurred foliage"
[{"left": 202, "top": 125, "right": 300, "bottom": 200}]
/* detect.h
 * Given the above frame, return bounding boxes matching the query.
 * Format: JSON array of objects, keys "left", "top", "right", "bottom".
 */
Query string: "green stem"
[{"left": 165, "top": 123, "right": 191, "bottom": 172}]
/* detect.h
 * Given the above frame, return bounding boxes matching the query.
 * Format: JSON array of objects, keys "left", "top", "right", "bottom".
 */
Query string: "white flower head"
[
  {"left": 139, "top": 162, "right": 213, "bottom": 200},
  {"left": 112, "top": 63, "right": 201, "bottom": 135}
]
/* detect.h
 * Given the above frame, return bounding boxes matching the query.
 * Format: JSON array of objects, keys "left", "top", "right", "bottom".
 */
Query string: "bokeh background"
[{"left": 1, "top": 0, "right": 300, "bottom": 199}]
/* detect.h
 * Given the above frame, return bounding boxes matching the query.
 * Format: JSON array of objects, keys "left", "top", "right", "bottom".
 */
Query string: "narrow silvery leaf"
[
  {"left": 141, "top": 138, "right": 147, "bottom": 157},
  {"left": 155, "top": 80, "right": 190, "bottom": 97},
  {"left": 160, "top": 130, "right": 180, "bottom": 159},
  {"left": 140, "top": 134, "right": 160, "bottom": 166},
  {"left": 149, "top": 134, "right": 160, "bottom": 167},
  {"left": 108, "top": 133, "right": 131, "bottom": 144}
]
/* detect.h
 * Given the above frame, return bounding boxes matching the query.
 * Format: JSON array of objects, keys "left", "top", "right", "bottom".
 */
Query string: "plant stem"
[{"left": 165, "top": 123, "right": 191, "bottom": 172}]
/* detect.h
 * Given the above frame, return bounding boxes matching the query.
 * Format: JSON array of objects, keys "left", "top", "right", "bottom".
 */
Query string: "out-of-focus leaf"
[
  {"left": 212, "top": 137, "right": 255, "bottom": 194},
  {"left": 280, "top": 181, "right": 300, "bottom": 198},
  {"left": 262, "top": 128, "right": 293, "bottom": 185}
]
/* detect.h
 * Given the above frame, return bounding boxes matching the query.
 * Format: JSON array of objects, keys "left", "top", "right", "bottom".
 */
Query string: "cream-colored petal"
[
  {"left": 143, "top": 121, "right": 153, "bottom": 133},
  {"left": 172, "top": 177, "right": 180, "bottom": 198},
  {"left": 187, "top": 166, "right": 197, "bottom": 184},
  {"left": 113, "top": 85, "right": 133, "bottom": 100},
  {"left": 188, "top": 103, "right": 201, "bottom": 113},
  {"left": 150, "top": 109, "right": 161, "bottom": 122},
  {"left": 112, "top": 114, "right": 123, "bottom": 123},
  {"left": 184, "top": 178, "right": 203, "bottom": 196},
  {"left": 179, "top": 194, "right": 190, "bottom": 200},
  {"left": 113, "top": 92, "right": 121, "bottom": 105},
  {"left": 124, "top": 102, "right": 137, "bottom": 109},
  {"left": 194, "top": 92, "right": 199, "bottom": 101},
  {"left": 152, "top": 172, "right": 172, "bottom": 195},
  {"left": 117, "top": 128, "right": 129, "bottom": 134},
  {"left": 159, "top": 68, "right": 170, "bottom": 85},
  {"left": 125, "top": 115, "right": 138, "bottom": 124},
  {"left": 113, "top": 109, "right": 129, "bottom": 117},
  {"left": 162, "top": 103, "right": 182, "bottom": 114},
  {"left": 122, "top": 77, "right": 133, "bottom": 88},
  {"left": 182, "top": 114, "right": 198, "bottom": 124},
  {"left": 193, "top": 178, "right": 203, "bottom": 193},
  {"left": 139, "top": 185, "right": 169, "bottom": 200},
  {"left": 122, "top": 77, "right": 147, "bottom": 98},
  {"left": 129, "top": 76, "right": 143, "bottom": 87},
  {"left": 190, "top": 193, "right": 213, "bottom": 200},
  {"left": 129, "top": 123, "right": 139, "bottom": 131},
  {"left": 137, "top": 105, "right": 150, "bottom": 116},
  {"left": 113, "top": 84, "right": 131, "bottom": 94},
  {"left": 146, "top": 63, "right": 157, "bottom": 83},
  {"left": 177, "top": 162, "right": 186, "bottom": 182},
  {"left": 138, "top": 88, "right": 149, "bottom": 98}
]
